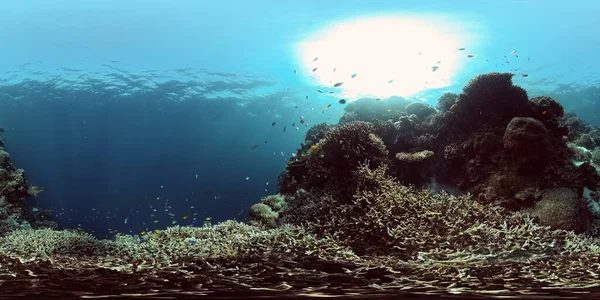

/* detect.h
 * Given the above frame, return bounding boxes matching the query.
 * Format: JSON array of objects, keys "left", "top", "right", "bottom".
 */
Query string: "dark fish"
[
  {"left": 283, "top": 126, "right": 287, "bottom": 132},
  {"left": 300, "top": 119, "right": 305, "bottom": 124},
  {"left": 376, "top": 98, "right": 381, "bottom": 101},
  {"left": 528, "top": 57, "right": 530, "bottom": 61},
  {"left": 264, "top": 140, "right": 268, "bottom": 143},
  {"left": 250, "top": 144, "right": 258, "bottom": 149},
  {"left": 351, "top": 73, "right": 357, "bottom": 78},
  {"left": 521, "top": 74, "right": 529, "bottom": 77},
  {"left": 333, "top": 67, "right": 336, "bottom": 72},
  {"left": 293, "top": 69, "right": 296, "bottom": 74},
  {"left": 317, "top": 90, "right": 323, "bottom": 93},
  {"left": 292, "top": 122, "right": 296, "bottom": 127},
  {"left": 313, "top": 57, "right": 318, "bottom": 61},
  {"left": 457, "top": 48, "right": 465, "bottom": 51},
  {"left": 437, "top": 61, "right": 441, "bottom": 64},
  {"left": 467, "top": 54, "right": 475, "bottom": 58},
  {"left": 333, "top": 82, "right": 343, "bottom": 87},
  {"left": 431, "top": 66, "right": 439, "bottom": 72},
  {"left": 388, "top": 79, "right": 394, "bottom": 83},
  {"left": 338, "top": 99, "right": 346, "bottom": 104},
  {"left": 312, "top": 67, "right": 318, "bottom": 72},
  {"left": 272, "top": 122, "right": 276, "bottom": 126},
  {"left": 306, "top": 96, "right": 309, "bottom": 100},
  {"left": 326, "top": 104, "right": 332, "bottom": 108},
  {"left": 515, "top": 55, "right": 519, "bottom": 58},
  {"left": 295, "top": 105, "right": 298, "bottom": 108}
]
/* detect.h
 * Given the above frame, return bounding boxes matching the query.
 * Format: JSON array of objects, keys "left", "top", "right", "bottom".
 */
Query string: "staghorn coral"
[
  {"left": 0, "top": 228, "right": 113, "bottom": 257},
  {"left": 280, "top": 162, "right": 600, "bottom": 261},
  {"left": 395, "top": 150, "right": 434, "bottom": 162}
]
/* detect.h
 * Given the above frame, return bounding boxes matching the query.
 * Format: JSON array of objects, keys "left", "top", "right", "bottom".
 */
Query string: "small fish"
[
  {"left": 542, "top": 110, "right": 548, "bottom": 115},
  {"left": 189, "top": 239, "right": 197, "bottom": 245},
  {"left": 283, "top": 126, "right": 287, "bottom": 132},
  {"left": 515, "top": 55, "right": 519, "bottom": 58},
  {"left": 313, "top": 57, "right": 318, "bottom": 61},
  {"left": 338, "top": 99, "right": 346, "bottom": 104},
  {"left": 124, "top": 217, "right": 128, "bottom": 224},
  {"left": 387, "top": 109, "right": 391, "bottom": 112},
  {"left": 510, "top": 50, "right": 517, "bottom": 55},
  {"left": 457, "top": 47, "right": 465, "bottom": 51},
  {"left": 528, "top": 57, "right": 530, "bottom": 61},
  {"left": 351, "top": 73, "right": 357, "bottom": 78},
  {"left": 388, "top": 79, "right": 394, "bottom": 83},
  {"left": 312, "top": 67, "right": 318, "bottom": 72},
  {"left": 293, "top": 69, "right": 296, "bottom": 74},
  {"left": 272, "top": 121, "right": 276, "bottom": 126},
  {"left": 264, "top": 140, "right": 268, "bottom": 143},
  {"left": 327, "top": 91, "right": 334, "bottom": 94},
  {"left": 376, "top": 98, "right": 381, "bottom": 101},
  {"left": 300, "top": 119, "right": 305, "bottom": 124},
  {"left": 333, "top": 82, "right": 343, "bottom": 87},
  {"left": 311, "top": 145, "right": 318, "bottom": 150},
  {"left": 250, "top": 144, "right": 258, "bottom": 149},
  {"left": 245, "top": 177, "right": 250, "bottom": 180},
  {"left": 292, "top": 122, "right": 296, "bottom": 127},
  {"left": 467, "top": 54, "right": 475, "bottom": 58},
  {"left": 306, "top": 96, "right": 309, "bottom": 100},
  {"left": 326, "top": 104, "right": 332, "bottom": 108},
  {"left": 317, "top": 90, "right": 323, "bottom": 93},
  {"left": 431, "top": 66, "right": 439, "bottom": 72},
  {"left": 183, "top": 216, "right": 188, "bottom": 219},
  {"left": 521, "top": 74, "right": 528, "bottom": 77},
  {"left": 333, "top": 67, "right": 336, "bottom": 72},
  {"left": 437, "top": 61, "right": 441, "bottom": 64},
  {"left": 141, "top": 231, "right": 146, "bottom": 235}
]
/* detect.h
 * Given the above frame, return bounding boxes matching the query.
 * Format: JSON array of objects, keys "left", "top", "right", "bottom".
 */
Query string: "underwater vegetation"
[{"left": 4, "top": 72, "right": 600, "bottom": 297}]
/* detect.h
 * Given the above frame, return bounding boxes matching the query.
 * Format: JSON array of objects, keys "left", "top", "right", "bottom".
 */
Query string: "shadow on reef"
[{"left": 4, "top": 73, "right": 600, "bottom": 297}]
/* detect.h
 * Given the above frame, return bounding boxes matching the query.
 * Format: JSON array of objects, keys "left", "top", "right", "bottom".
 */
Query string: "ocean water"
[{"left": 1, "top": 0, "right": 600, "bottom": 298}]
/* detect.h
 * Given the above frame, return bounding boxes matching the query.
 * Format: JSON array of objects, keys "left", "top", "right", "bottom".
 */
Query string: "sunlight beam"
[{"left": 296, "top": 14, "right": 475, "bottom": 100}]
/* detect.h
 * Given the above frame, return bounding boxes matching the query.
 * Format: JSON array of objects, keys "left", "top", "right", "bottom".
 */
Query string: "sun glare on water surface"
[{"left": 297, "top": 15, "right": 471, "bottom": 100}]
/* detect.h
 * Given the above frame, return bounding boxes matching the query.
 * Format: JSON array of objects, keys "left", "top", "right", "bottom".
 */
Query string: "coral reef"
[
  {"left": 0, "top": 134, "right": 54, "bottom": 235},
  {"left": 5, "top": 72, "right": 600, "bottom": 296}
]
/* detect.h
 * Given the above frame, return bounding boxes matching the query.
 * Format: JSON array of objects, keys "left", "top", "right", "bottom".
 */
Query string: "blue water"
[{"left": 0, "top": 0, "right": 599, "bottom": 238}]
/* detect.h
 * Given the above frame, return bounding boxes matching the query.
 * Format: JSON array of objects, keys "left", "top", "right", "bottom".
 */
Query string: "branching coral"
[
  {"left": 303, "top": 121, "right": 390, "bottom": 200},
  {"left": 280, "top": 162, "right": 599, "bottom": 261}
]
